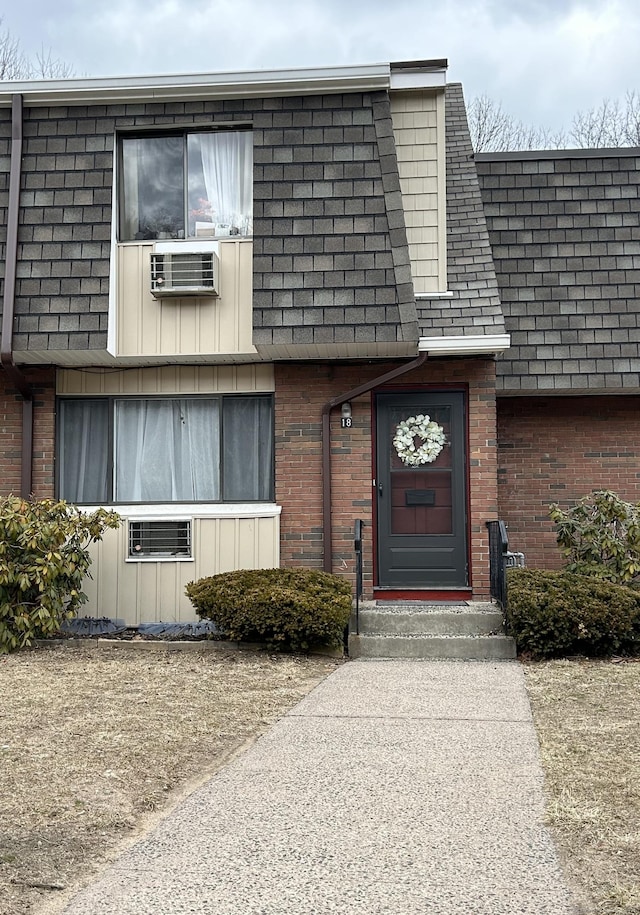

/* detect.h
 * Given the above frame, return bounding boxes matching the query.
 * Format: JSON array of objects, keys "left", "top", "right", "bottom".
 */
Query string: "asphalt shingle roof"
[
  {"left": 417, "top": 84, "right": 505, "bottom": 340},
  {"left": 477, "top": 148, "right": 640, "bottom": 393}
]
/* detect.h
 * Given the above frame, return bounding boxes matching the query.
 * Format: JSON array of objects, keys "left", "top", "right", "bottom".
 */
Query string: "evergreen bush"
[
  {"left": 0, "top": 497, "right": 120, "bottom": 653},
  {"left": 185, "top": 567, "right": 352, "bottom": 651},
  {"left": 506, "top": 567, "right": 640, "bottom": 659},
  {"left": 550, "top": 489, "right": 640, "bottom": 584}
]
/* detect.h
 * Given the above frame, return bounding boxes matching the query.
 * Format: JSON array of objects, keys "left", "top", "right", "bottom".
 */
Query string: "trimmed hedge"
[
  {"left": 506, "top": 567, "right": 640, "bottom": 659},
  {"left": 185, "top": 567, "right": 352, "bottom": 651}
]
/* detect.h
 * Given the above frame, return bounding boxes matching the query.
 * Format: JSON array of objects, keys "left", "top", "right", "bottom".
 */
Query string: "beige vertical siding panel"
[
  {"left": 258, "top": 515, "right": 280, "bottom": 566},
  {"left": 238, "top": 242, "right": 255, "bottom": 353},
  {"left": 436, "top": 90, "right": 447, "bottom": 290},
  {"left": 86, "top": 514, "right": 281, "bottom": 625},
  {"left": 391, "top": 89, "right": 445, "bottom": 294},
  {"left": 58, "top": 365, "right": 275, "bottom": 396},
  {"left": 115, "top": 240, "right": 256, "bottom": 359}
]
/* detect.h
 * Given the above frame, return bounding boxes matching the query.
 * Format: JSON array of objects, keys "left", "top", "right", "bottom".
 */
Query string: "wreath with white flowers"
[{"left": 393, "top": 414, "right": 446, "bottom": 467}]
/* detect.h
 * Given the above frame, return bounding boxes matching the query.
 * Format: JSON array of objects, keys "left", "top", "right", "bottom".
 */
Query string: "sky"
[{"left": 3, "top": 0, "right": 639, "bottom": 131}]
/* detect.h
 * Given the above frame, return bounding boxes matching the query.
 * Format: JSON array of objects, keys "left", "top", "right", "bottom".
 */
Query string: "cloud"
[{"left": 4, "top": 0, "right": 640, "bottom": 132}]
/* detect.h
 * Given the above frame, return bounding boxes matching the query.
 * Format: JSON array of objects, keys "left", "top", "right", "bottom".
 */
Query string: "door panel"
[{"left": 376, "top": 391, "right": 467, "bottom": 588}]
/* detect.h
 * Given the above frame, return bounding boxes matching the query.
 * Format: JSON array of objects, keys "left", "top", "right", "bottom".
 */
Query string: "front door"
[{"left": 376, "top": 391, "right": 468, "bottom": 589}]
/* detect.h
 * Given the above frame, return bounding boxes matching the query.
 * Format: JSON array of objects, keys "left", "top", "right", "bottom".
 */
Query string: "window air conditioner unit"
[{"left": 150, "top": 241, "right": 220, "bottom": 298}]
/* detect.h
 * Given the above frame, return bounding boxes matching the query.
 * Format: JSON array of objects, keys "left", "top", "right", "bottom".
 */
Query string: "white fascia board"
[
  {"left": 0, "top": 63, "right": 391, "bottom": 106},
  {"left": 390, "top": 70, "right": 447, "bottom": 90},
  {"left": 419, "top": 334, "right": 511, "bottom": 355}
]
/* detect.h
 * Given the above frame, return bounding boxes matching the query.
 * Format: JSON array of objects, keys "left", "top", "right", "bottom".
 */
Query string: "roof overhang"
[
  {"left": 0, "top": 59, "right": 448, "bottom": 107},
  {"left": 419, "top": 334, "right": 511, "bottom": 356}
]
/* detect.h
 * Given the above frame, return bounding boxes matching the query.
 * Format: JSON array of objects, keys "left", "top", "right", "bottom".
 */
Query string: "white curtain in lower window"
[{"left": 115, "top": 399, "right": 219, "bottom": 501}]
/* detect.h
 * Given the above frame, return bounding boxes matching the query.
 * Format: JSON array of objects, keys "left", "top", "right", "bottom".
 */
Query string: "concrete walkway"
[{"left": 59, "top": 660, "right": 578, "bottom": 914}]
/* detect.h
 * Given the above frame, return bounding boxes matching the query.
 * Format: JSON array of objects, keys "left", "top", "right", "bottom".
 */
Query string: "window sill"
[{"left": 79, "top": 503, "right": 281, "bottom": 519}]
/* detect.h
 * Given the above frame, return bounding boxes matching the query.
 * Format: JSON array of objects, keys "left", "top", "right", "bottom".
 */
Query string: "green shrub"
[
  {"left": 0, "top": 497, "right": 120, "bottom": 654},
  {"left": 506, "top": 567, "right": 640, "bottom": 659},
  {"left": 185, "top": 567, "right": 352, "bottom": 651},
  {"left": 550, "top": 489, "right": 640, "bottom": 584}
]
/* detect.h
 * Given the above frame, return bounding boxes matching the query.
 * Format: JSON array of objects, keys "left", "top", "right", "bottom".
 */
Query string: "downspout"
[
  {"left": 321, "top": 350, "right": 428, "bottom": 572},
  {"left": 0, "top": 94, "right": 34, "bottom": 498}
]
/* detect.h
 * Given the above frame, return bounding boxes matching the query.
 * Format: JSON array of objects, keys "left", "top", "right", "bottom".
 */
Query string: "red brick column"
[{"left": 0, "top": 368, "right": 56, "bottom": 499}]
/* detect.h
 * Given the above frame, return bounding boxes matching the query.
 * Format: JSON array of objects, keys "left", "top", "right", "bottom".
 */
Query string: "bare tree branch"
[
  {"left": 622, "top": 90, "right": 640, "bottom": 146},
  {"left": 32, "top": 47, "right": 75, "bottom": 79},
  {"left": 469, "top": 92, "right": 640, "bottom": 152},
  {"left": 570, "top": 98, "right": 625, "bottom": 147},
  {"left": 467, "top": 94, "right": 566, "bottom": 152},
  {"left": 0, "top": 17, "right": 74, "bottom": 80}
]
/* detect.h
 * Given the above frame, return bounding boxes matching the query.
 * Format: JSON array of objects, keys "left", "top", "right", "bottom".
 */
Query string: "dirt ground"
[{"left": 0, "top": 643, "right": 341, "bottom": 915}]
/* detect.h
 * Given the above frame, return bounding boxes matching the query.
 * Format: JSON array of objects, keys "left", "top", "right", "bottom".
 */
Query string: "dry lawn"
[
  {"left": 0, "top": 643, "right": 340, "bottom": 915},
  {"left": 524, "top": 659, "right": 640, "bottom": 915},
  {"left": 3, "top": 646, "right": 639, "bottom": 915}
]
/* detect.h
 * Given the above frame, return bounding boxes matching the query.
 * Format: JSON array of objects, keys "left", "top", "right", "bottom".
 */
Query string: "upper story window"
[{"left": 119, "top": 130, "right": 253, "bottom": 242}]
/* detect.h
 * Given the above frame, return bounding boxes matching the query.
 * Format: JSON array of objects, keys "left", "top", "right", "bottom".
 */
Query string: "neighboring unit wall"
[
  {"left": 390, "top": 89, "right": 446, "bottom": 293},
  {"left": 0, "top": 369, "right": 55, "bottom": 498},
  {"left": 497, "top": 395, "right": 640, "bottom": 569},
  {"left": 275, "top": 357, "right": 498, "bottom": 599}
]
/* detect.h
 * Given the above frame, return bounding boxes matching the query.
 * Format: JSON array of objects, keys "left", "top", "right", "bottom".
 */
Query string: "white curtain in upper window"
[{"left": 196, "top": 131, "right": 253, "bottom": 236}]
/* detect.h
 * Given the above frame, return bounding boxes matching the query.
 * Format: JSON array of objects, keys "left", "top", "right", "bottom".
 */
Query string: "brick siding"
[
  {"left": 497, "top": 395, "right": 640, "bottom": 568},
  {"left": 0, "top": 368, "right": 56, "bottom": 498},
  {"left": 275, "top": 357, "right": 498, "bottom": 599}
]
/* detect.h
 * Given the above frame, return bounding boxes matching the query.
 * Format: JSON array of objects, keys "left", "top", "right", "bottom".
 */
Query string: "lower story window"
[{"left": 57, "top": 395, "right": 274, "bottom": 504}]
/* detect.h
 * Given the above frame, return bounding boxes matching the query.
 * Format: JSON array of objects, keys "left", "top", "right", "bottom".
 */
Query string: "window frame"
[
  {"left": 56, "top": 393, "right": 275, "bottom": 506},
  {"left": 116, "top": 126, "right": 253, "bottom": 243}
]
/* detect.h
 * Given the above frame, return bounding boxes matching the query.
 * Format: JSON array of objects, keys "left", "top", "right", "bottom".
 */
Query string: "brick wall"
[
  {"left": 0, "top": 368, "right": 56, "bottom": 498},
  {"left": 497, "top": 395, "right": 640, "bottom": 568},
  {"left": 275, "top": 357, "right": 498, "bottom": 599}
]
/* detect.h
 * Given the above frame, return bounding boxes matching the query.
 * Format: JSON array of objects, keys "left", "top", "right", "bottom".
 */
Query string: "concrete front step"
[
  {"left": 348, "top": 633, "right": 517, "bottom": 660},
  {"left": 357, "top": 609, "right": 504, "bottom": 637},
  {"left": 348, "top": 602, "right": 517, "bottom": 660}
]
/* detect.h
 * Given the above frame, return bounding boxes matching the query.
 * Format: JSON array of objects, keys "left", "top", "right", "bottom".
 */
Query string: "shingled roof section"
[
  {"left": 477, "top": 148, "right": 640, "bottom": 394},
  {"left": 252, "top": 90, "right": 418, "bottom": 356},
  {"left": 416, "top": 83, "right": 505, "bottom": 339}
]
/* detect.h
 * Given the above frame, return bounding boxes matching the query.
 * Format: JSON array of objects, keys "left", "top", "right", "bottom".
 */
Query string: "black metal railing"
[
  {"left": 487, "top": 520, "right": 509, "bottom": 610},
  {"left": 353, "top": 519, "right": 364, "bottom": 636}
]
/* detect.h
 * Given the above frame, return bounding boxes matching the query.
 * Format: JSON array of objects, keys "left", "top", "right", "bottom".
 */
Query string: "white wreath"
[{"left": 393, "top": 414, "right": 446, "bottom": 466}]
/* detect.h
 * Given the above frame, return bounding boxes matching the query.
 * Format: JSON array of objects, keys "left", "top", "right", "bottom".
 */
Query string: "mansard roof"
[{"left": 477, "top": 148, "right": 640, "bottom": 394}]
